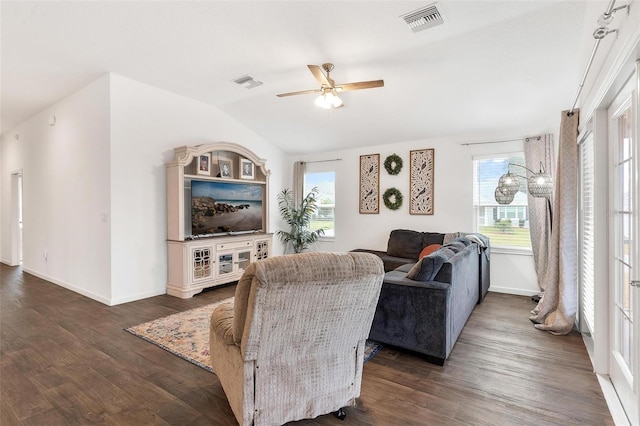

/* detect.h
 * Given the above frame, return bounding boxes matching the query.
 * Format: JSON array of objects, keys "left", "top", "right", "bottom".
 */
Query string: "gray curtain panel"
[
  {"left": 525, "top": 134, "right": 555, "bottom": 293},
  {"left": 530, "top": 111, "right": 579, "bottom": 335}
]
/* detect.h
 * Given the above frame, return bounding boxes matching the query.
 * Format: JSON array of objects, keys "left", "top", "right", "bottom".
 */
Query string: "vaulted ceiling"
[{"left": 1, "top": 1, "right": 604, "bottom": 153}]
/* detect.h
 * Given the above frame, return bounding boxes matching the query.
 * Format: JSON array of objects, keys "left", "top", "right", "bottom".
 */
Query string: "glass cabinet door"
[
  {"left": 218, "top": 252, "right": 234, "bottom": 277},
  {"left": 192, "top": 247, "right": 213, "bottom": 281},
  {"left": 237, "top": 250, "right": 251, "bottom": 275}
]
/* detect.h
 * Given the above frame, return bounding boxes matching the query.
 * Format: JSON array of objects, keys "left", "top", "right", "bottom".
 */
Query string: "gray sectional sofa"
[{"left": 353, "top": 229, "right": 490, "bottom": 365}]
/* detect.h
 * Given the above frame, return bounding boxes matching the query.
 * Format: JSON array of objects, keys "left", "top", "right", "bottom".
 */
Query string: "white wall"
[
  {"left": 108, "top": 74, "right": 287, "bottom": 304},
  {"left": 293, "top": 135, "right": 541, "bottom": 296},
  {"left": 1, "top": 73, "right": 287, "bottom": 306},
  {"left": 0, "top": 75, "right": 112, "bottom": 302}
]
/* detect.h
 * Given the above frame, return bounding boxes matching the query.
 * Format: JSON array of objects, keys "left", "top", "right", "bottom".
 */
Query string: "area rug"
[{"left": 126, "top": 298, "right": 383, "bottom": 373}]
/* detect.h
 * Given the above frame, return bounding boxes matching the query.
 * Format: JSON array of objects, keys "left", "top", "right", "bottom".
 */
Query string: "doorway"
[{"left": 10, "top": 171, "right": 23, "bottom": 266}]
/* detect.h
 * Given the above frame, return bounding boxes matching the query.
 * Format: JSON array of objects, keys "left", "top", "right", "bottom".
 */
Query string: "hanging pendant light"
[
  {"left": 527, "top": 172, "right": 553, "bottom": 198},
  {"left": 497, "top": 172, "right": 520, "bottom": 196},
  {"left": 495, "top": 187, "right": 514, "bottom": 205}
]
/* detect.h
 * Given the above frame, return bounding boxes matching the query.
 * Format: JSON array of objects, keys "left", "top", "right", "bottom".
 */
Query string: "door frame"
[
  {"left": 606, "top": 62, "right": 639, "bottom": 426},
  {"left": 9, "top": 170, "right": 23, "bottom": 266}
]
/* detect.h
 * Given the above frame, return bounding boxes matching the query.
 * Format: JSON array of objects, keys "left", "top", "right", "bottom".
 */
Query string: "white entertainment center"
[{"left": 166, "top": 142, "right": 272, "bottom": 298}]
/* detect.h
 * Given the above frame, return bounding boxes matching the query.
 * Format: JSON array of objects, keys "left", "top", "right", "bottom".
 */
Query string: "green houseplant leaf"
[{"left": 276, "top": 187, "right": 325, "bottom": 253}]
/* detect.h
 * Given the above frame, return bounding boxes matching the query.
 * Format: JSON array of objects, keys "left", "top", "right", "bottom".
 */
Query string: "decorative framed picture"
[
  {"left": 359, "top": 154, "right": 380, "bottom": 214},
  {"left": 219, "top": 160, "right": 232, "bottom": 178},
  {"left": 197, "top": 153, "right": 211, "bottom": 176},
  {"left": 409, "top": 149, "right": 434, "bottom": 215},
  {"left": 240, "top": 158, "right": 255, "bottom": 180}
]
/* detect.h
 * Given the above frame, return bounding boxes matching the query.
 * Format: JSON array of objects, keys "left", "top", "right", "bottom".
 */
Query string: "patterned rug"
[{"left": 126, "top": 298, "right": 383, "bottom": 373}]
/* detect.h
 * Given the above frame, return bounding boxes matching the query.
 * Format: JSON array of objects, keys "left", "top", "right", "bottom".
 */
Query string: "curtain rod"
[
  {"left": 568, "top": 38, "right": 603, "bottom": 116},
  {"left": 300, "top": 158, "right": 342, "bottom": 164},
  {"left": 460, "top": 137, "right": 526, "bottom": 146},
  {"left": 568, "top": 0, "right": 627, "bottom": 116}
]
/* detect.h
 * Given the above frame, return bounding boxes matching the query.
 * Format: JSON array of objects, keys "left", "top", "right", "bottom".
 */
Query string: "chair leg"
[{"left": 336, "top": 408, "right": 346, "bottom": 420}]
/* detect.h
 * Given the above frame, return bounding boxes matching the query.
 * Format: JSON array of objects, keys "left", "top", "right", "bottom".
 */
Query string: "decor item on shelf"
[
  {"left": 359, "top": 154, "right": 380, "bottom": 214},
  {"left": 240, "top": 158, "right": 254, "bottom": 180},
  {"left": 197, "top": 153, "right": 211, "bottom": 176},
  {"left": 276, "top": 63, "right": 384, "bottom": 110},
  {"left": 383, "top": 187, "right": 403, "bottom": 210},
  {"left": 409, "top": 149, "right": 434, "bottom": 215},
  {"left": 276, "top": 187, "right": 325, "bottom": 253},
  {"left": 384, "top": 153, "right": 403, "bottom": 175},
  {"left": 219, "top": 160, "right": 232, "bottom": 178},
  {"left": 494, "top": 162, "right": 553, "bottom": 205}
]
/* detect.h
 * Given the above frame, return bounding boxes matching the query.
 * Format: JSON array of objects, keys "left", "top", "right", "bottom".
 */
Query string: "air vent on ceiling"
[
  {"left": 401, "top": 3, "right": 444, "bottom": 33},
  {"left": 233, "top": 74, "right": 263, "bottom": 89}
]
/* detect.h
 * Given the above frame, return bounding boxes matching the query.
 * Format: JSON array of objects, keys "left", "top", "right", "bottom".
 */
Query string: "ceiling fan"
[{"left": 276, "top": 63, "right": 384, "bottom": 109}]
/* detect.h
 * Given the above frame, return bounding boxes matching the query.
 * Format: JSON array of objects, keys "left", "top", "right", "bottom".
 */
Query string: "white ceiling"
[{"left": 1, "top": 1, "right": 602, "bottom": 154}]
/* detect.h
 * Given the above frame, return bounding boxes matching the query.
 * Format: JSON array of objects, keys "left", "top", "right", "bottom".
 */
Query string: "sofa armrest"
[
  {"left": 383, "top": 270, "right": 451, "bottom": 290},
  {"left": 211, "top": 299, "right": 236, "bottom": 346}
]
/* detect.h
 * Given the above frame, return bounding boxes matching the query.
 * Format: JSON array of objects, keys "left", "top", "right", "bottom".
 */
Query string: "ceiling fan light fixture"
[{"left": 315, "top": 89, "right": 343, "bottom": 109}]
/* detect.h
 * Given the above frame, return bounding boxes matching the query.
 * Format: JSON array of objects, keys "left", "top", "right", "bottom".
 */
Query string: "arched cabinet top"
[{"left": 169, "top": 142, "right": 270, "bottom": 177}]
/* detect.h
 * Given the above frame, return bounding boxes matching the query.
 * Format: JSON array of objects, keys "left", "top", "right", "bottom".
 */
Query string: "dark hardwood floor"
[{"left": 1, "top": 264, "right": 613, "bottom": 425}]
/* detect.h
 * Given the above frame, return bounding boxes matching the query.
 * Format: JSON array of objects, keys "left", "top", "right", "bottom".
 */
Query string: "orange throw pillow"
[{"left": 419, "top": 244, "right": 441, "bottom": 259}]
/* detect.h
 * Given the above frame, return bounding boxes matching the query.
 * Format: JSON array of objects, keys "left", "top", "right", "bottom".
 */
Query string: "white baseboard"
[
  {"left": 109, "top": 289, "right": 166, "bottom": 306},
  {"left": 22, "top": 267, "right": 112, "bottom": 305},
  {"left": 596, "top": 374, "right": 630, "bottom": 426},
  {"left": 21, "top": 267, "right": 167, "bottom": 306},
  {"left": 488, "top": 286, "right": 539, "bottom": 297}
]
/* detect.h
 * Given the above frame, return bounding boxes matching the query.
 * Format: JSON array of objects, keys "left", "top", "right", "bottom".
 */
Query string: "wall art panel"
[
  {"left": 409, "top": 149, "right": 434, "bottom": 215},
  {"left": 359, "top": 154, "right": 380, "bottom": 214}
]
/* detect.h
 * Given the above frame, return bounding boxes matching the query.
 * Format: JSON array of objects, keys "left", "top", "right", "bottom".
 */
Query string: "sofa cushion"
[
  {"left": 406, "top": 247, "right": 455, "bottom": 281},
  {"left": 387, "top": 229, "right": 425, "bottom": 259},
  {"left": 419, "top": 244, "right": 442, "bottom": 259},
  {"left": 423, "top": 232, "right": 446, "bottom": 247}
]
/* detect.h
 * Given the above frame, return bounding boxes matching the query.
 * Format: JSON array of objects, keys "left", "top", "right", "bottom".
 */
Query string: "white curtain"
[
  {"left": 530, "top": 110, "right": 579, "bottom": 334},
  {"left": 292, "top": 161, "right": 306, "bottom": 208},
  {"left": 525, "top": 134, "right": 555, "bottom": 294}
]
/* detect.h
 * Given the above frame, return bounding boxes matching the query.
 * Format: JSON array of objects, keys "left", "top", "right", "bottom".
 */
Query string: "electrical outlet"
[{"left": 43, "top": 250, "right": 47, "bottom": 261}]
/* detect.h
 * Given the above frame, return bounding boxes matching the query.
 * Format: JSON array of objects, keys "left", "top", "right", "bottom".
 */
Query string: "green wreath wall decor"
[
  {"left": 383, "top": 187, "right": 403, "bottom": 210},
  {"left": 384, "top": 154, "right": 403, "bottom": 175}
]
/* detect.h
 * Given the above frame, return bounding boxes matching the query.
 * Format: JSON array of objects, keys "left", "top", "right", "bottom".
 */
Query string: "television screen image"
[{"left": 191, "top": 180, "right": 263, "bottom": 236}]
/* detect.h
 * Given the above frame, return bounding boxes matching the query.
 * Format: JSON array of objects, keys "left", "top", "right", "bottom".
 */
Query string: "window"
[
  {"left": 304, "top": 171, "right": 335, "bottom": 238},
  {"left": 473, "top": 153, "right": 532, "bottom": 250}
]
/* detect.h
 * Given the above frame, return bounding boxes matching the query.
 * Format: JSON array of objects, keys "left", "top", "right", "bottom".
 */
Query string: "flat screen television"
[{"left": 190, "top": 180, "right": 264, "bottom": 236}]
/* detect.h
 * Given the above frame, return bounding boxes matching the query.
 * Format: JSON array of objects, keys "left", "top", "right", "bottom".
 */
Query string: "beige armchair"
[{"left": 209, "top": 251, "right": 384, "bottom": 426}]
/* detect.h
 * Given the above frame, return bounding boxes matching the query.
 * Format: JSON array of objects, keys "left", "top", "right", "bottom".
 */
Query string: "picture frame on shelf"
[
  {"left": 197, "top": 153, "right": 211, "bottom": 176},
  {"left": 240, "top": 158, "right": 255, "bottom": 180},
  {"left": 219, "top": 160, "right": 232, "bottom": 178}
]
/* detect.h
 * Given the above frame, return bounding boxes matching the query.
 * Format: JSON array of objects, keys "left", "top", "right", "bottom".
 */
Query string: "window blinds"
[{"left": 580, "top": 134, "right": 595, "bottom": 334}]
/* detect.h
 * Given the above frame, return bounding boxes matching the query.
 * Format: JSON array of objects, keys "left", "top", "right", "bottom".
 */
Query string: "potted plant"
[{"left": 276, "top": 187, "right": 325, "bottom": 253}]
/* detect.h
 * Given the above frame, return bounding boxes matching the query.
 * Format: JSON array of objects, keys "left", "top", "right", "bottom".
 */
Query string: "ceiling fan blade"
[
  {"left": 308, "top": 65, "right": 333, "bottom": 87},
  {"left": 276, "top": 89, "right": 322, "bottom": 97},
  {"left": 336, "top": 80, "right": 384, "bottom": 92}
]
